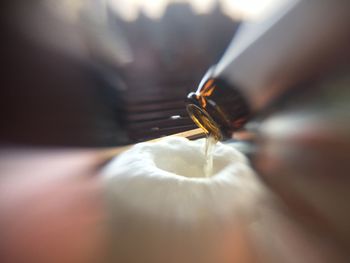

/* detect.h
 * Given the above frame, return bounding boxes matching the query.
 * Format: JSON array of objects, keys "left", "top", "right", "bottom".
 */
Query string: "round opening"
[
  {"left": 150, "top": 138, "right": 232, "bottom": 178},
  {"left": 153, "top": 149, "right": 207, "bottom": 178}
]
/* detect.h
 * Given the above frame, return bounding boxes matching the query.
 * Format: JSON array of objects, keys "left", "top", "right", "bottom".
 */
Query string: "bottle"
[
  {"left": 186, "top": 0, "right": 349, "bottom": 140},
  {"left": 186, "top": 67, "right": 250, "bottom": 141}
]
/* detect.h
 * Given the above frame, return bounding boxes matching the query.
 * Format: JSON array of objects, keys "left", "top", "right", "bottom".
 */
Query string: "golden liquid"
[
  {"left": 204, "top": 135, "right": 218, "bottom": 177},
  {"left": 187, "top": 104, "right": 222, "bottom": 141}
]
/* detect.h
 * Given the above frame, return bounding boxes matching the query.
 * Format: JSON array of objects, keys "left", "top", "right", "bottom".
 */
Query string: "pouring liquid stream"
[{"left": 204, "top": 135, "right": 218, "bottom": 177}]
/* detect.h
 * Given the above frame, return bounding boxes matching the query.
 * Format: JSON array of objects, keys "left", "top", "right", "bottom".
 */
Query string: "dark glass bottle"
[{"left": 186, "top": 76, "right": 250, "bottom": 141}]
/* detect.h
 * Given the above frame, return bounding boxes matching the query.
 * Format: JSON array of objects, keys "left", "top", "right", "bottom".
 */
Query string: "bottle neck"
[{"left": 186, "top": 77, "right": 251, "bottom": 140}]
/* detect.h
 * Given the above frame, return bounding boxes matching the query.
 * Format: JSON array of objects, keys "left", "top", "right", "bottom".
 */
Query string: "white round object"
[{"left": 102, "top": 137, "right": 265, "bottom": 263}]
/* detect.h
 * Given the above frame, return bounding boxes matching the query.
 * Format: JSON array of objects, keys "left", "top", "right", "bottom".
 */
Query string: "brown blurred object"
[
  {"left": 0, "top": 0, "right": 129, "bottom": 147},
  {"left": 0, "top": 149, "right": 107, "bottom": 263},
  {"left": 251, "top": 68, "right": 350, "bottom": 258}
]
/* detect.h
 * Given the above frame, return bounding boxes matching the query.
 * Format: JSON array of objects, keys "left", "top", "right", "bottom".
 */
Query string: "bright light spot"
[
  {"left": 190, "top": 0, "right": 216, "bottom": 14},
  {"left": 170, "top": 115, "right": 182, "bottom": 120},
  {"left": 108, "top": 0, "right": 140, "bottom": 21},
  {"left": 108, "top": 0, "right": 284, "bottom": 21},
  {"left": 220, "top": 0, "right": 284, "bottom": 20},
  {"left": 140, "top": 0, "right": 168, "bottom": 19}
]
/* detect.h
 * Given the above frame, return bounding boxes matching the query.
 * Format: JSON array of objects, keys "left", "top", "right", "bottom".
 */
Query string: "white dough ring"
[{"left": 102, "top": 136, "right": 265, "bottom": 263}]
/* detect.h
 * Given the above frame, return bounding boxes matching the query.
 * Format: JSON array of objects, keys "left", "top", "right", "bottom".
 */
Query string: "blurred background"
[
  {"left": 108, "top": 0, "right": 238, "bottom": 142},
  {"left": 0, "top": 0, "right": 283, "bottom": 146},
  {"left": 1, "top": 1, "right": 350, "bottom": 262}
]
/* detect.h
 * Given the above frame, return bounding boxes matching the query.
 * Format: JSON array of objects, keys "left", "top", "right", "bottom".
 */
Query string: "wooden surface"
[{"left": 94, "top": 128, "right": 205, "bottom": 164}]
